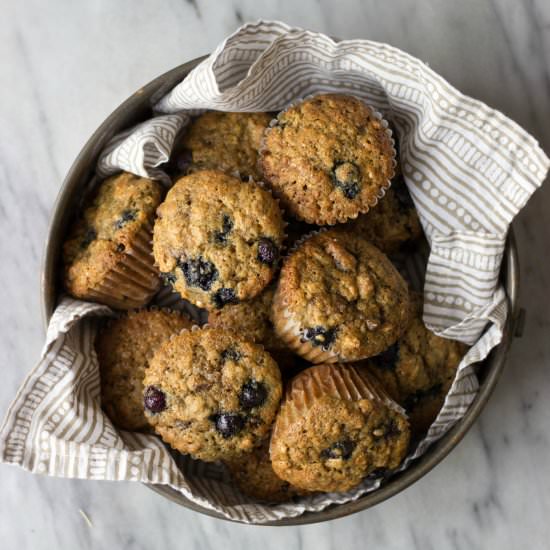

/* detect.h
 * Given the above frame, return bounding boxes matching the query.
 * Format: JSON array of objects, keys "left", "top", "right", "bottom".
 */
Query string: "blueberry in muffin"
[
  {"left": 260, "top": 94, "right": 395, "bottom": 225},
  {"left": 153, "top": 170, "right": 286, "bottom": 311},
  {"left": 143, "top": 327, "right": 283, "bottom": 462}
]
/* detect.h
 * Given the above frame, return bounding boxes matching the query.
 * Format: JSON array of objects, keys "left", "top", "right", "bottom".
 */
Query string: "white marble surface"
[{"left": 1, "top": 0, "right": 549, "bottom": 547}]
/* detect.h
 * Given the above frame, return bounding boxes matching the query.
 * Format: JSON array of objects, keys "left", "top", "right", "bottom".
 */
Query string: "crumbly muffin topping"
[
  {"left": 175, "top": 111, "right": 271, "bottom": 180},
  {"left": 364, "top": 294, "right": 467, "bottom": 435},
  {"left": 340, "top": 173, "right": 422, "bottom": 253},
  {"left": 270, "top": 365, "right": 409, "bottom": 492},
  {"left": 273, "top": 230, "right": 410, "bottom": 361},
  {"left": 143, "top": 327, "right": 282, "bottom": 462},
  {"left": 208, "top": 287, "right": 304, "bottom": 371},
  {"left": 208, "top": 287, "right": 285, "bottom": 351},
  {"left": 225, "top": 438, "right": 306, "bottom": 502},
  {"left": 153, "top": 170, "right": 285, "bottom": 310},
  {"left": 260, "top": 94, "right": 395, "bottom": 224},
  {"left": 63, "top": 172, "right": 162, "bottom": 297},
  {"left": 96, "top": 309, "right": 192, "bottom": 431}
]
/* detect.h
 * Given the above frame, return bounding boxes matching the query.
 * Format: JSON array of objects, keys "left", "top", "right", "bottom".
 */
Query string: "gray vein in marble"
[
  {"left": 185, "top": 0, "right": 201, "bottom": 19},
  {"left": 234, "top": 8, "right": 244, "bottom": 25},
  {"left": 11, "top": 25, "right": 62, "bottom": 184},
  {"left": 487, "top": 0, "right": 543, "bottom": 138}
]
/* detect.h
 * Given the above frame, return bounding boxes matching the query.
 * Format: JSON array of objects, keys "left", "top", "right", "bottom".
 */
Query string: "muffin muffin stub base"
[
  {"left": 279, "top": 363, "right": 406, "bottom": 419},
  {"left": 85, "top": 223, "right": 160, "bottom": 309}
]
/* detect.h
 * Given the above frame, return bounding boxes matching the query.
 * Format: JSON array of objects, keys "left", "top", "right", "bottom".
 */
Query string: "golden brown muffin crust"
[
  {"left": 339, "top": 174, "right": 422, "bottom": 253},
  {"left": 225, "top": 438, "right": 306, "bottom": 502},
  {"left": 208, "top": 287, "right": 306, "bottom": 372},
  {"left": 96, "top": 309, "right": 192, "bottom": 431},
  {"left": 273, "top": 230, "right": 410, "bottom": 362},
  {"left": 153, "top": 170, "right": 286, "bottom": 310},
  {"left": 260, "top": 94, "right": 395, "bottom": 224},
  {"left": 208, "top": 287, "right": 285, "bottom": 351},
  {"left": 144, "top": 327, "right": 283, "bottom": 462},
  {"left": 364, "top": 294, "right": 467, "bottom": 436}
]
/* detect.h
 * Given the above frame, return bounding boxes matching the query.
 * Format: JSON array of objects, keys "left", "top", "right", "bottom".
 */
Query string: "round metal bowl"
[{"left": 41, "top": 57, "right": 521, "bottom": 525}]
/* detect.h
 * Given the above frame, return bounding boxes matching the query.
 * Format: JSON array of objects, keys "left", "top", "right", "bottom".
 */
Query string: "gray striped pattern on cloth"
[
  {"left": 96, "top": 113, "right": 190, "bottom": 185},
  {"left": 1, "top": 21, "right": 548, "bottom": 523}
]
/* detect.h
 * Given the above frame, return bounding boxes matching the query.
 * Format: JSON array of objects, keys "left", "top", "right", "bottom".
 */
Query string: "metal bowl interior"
[{"left": 41, "top": 59, "right": 520, "bottom": 526}]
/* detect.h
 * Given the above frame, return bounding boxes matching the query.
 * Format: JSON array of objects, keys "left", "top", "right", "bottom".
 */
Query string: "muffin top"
[
  {"left": 224, "top": 438, "right": 306, "bottom": 502},
  {"left": 273, "top": 230, "right": 410, "bottom": 362},
  {"left": 153, "top": 170, "right": 286, "bottom": 310},
  {"left": 96, "top": 308, "right": 192, "bottom": 431},
  {"left": 143, "top": 327, "right": 282, "bottom": 462},
  {"left": 207, "top": 287, "right": 285, "bottom": 352},
  {"left": 63, "top": 172, "right": 163, "bottom": 297},
  {"left": 207, "top": 286, "right": 303, "bottom": 371},
  {"left": 270, "top": 364, "right": 410, "bottom": 493},
  {"left": 364, "top": 295, "right": 467, "bottom": 436},
  {"left": 172, "top": 111, "right": 271, "bottom": 180},
  {"left": 260, "top": 93, "right": 395, "bottom": 224},
  {"left": 340, "top": 173, "right": 422, "bottom": 253}
]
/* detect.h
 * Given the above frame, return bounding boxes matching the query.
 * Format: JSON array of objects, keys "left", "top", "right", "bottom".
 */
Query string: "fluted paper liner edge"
[
  {"left": 86, "top": 222, "right": 161, "bottom": 309},
  {"left": 274, "top": 364, "right": 407, "bottom": 435}
]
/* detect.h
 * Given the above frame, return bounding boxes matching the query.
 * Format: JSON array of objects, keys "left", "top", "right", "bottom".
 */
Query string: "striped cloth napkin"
[{"left": 1, "top": 21, "right": 548, "bottom": 523}]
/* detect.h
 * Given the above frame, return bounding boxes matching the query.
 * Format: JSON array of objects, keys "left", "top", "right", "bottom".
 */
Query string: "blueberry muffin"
[
  {"left": 272, "top": 229, "right": 410, "bottom": 363},
  {"left": 225, "top": 438, "right": 306, "bottom": 502},
  {"left": 270, "top": 364, "right": 410, "bottom": 493},
  {"left": 153, "top": 170, "right": 286, "bottom": 311},
  {"left": 171, "top": 111, "right": 271, "bottom": 180},
  {"left": 260, "top": 94, "right": 395, "bottom": 225},
  {"left": 364, "top": 295, "right": 467, "bottom": 436},
  {"left": 143, "top": 327, "right": 283, "bottom": 462},
  {"left": 96, "top": 309, "right": 192, "bottom": 431},
  {"left": 339, "top": 173, "right": 422, "bottom": 253},
  {"left": 63, "top": 172, "right": 163, "bottom": 309},
  {"left": 207, "top": 286, "right": 301, "bottom": 370}
]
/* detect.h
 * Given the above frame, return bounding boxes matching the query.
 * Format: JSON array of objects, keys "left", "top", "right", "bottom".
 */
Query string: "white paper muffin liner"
[{"left": 1, "top": 20, "right": 548, "bottom": 524}]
